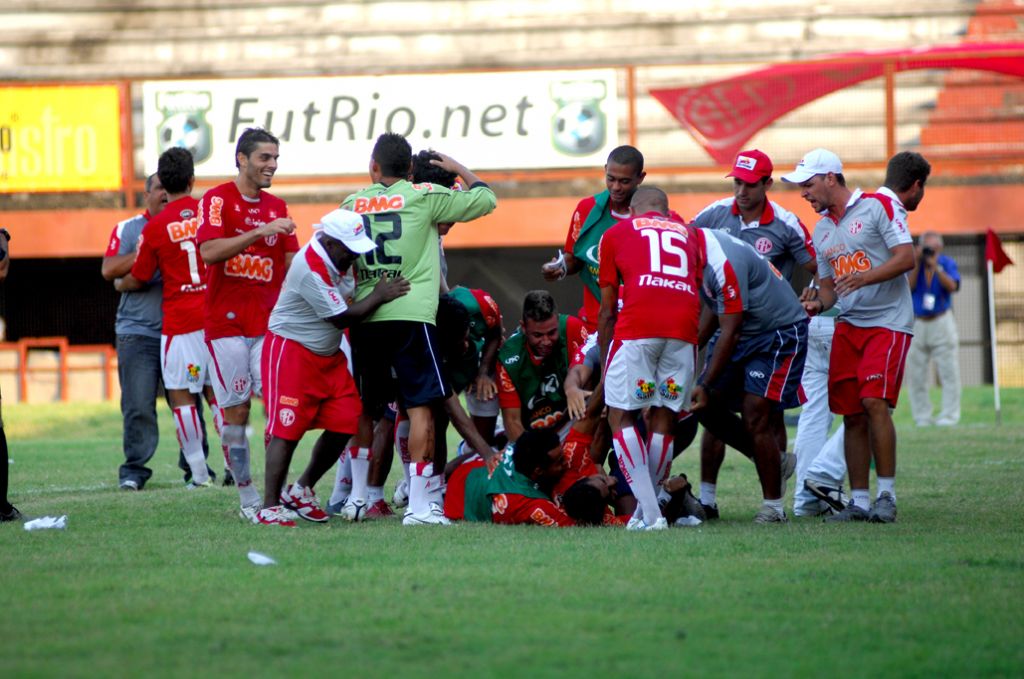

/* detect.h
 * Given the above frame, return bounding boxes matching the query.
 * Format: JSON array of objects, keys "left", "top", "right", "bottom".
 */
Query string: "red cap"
[{"left": 726, "top": 149, "right": 773, "bottom": 183}]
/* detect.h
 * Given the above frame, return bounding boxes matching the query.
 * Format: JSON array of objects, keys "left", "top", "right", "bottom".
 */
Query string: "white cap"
[
  {"left": 317, "top": 209, "right": 376, "bottom": 254},
  {"left": 781, "top": 148, "right": 843, "bottom": 184}
]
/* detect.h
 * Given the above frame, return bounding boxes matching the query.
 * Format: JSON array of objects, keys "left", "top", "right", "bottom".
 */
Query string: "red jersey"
[
  {"left": 196, "top": 181, "right": 299, "bottom": 339},
  {"left": 131, "top": 197, "right": 205, "bottom": 336},
  {"left": 491, "top": 492, "right": 574, "bottom": 527},
  {"left": 598, "top": 212, "right": 705, "bottom": 343}
]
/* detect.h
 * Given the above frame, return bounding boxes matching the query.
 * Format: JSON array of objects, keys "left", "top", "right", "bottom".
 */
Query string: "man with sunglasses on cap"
[
  {"left": 257, "top": 209, "right": 410, "bottom": 526},
  {"left": 690, "top": 149, "right": 815, "bottom": 518},
  {"left": 783, "top": 149, "right": 915, "bottom": 524}
]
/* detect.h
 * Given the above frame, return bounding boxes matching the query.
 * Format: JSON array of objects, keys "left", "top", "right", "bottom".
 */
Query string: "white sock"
[
  {"left": 425, "top": 470, "right": 445, "bottom": 507},
  {"left": 223, "top": 424, "right": 258, "bottom": 506},
  {"left": 613, "top": 426, "right": 662, "bottom": 525},
  {"left": 173, "top": 405, "right": 209, "bottom": 484},
  {"left": 408, "top": 462, "right": 430, "bottom": 516},
  {"left": 852, "top": 489, "right": 871, "bottom": 511},
  {"left": 367, "top": 486, "right": 384, "bottom": 504},
  {"left": 349, "top": 446, "right": 370, "bottom": 503},
  {"left": 700, "top": 482, "right": 717, "bottom": 507},
  {"left": 763, "top": 498, "right": 784, "bottom": 516},
  {"left": 209, "top": 401, "right": 230, "bottom": 469},
  {"left": 647, "top": 432, "right": 673, "bottom": 487},
  {"left": 657, "top": 487, "right": 672, "bottom": 508},
  {"left": 329, "top": 448, "right": 353, "bottom": 506},
  {"left": 876, "top": 477, "right": 895, "bottom": 501}
]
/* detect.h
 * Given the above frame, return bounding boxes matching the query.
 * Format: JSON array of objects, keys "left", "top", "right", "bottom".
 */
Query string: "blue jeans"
[{"left": 117, "top": 334, "right": 212, "bottom": 487}]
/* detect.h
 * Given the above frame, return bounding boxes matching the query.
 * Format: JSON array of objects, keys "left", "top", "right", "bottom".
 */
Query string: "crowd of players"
[{"left": 99, "top": 126, "right": 932, "bottom": 528}]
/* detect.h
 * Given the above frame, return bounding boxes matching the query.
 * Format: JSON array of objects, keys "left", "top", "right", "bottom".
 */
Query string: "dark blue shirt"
[{"left": 912, "top": 253, "right": 959, "bottom": 317}]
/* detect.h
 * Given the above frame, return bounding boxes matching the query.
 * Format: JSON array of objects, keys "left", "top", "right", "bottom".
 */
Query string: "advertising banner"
[
  {"left": 142, "top": 70, "right": 618, "bottom": 176},
  {"left": 0, "top": 85, "right": 123, "bottom": 192}
]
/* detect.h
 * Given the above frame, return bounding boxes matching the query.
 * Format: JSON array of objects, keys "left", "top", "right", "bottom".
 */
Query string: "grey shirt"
[
  {"left": 699, "top": 228, "right": 807, "bottom": 339},
  {"left": 812, "top": 189, "right": 914, "bottom": 334},
  {"left": 109, "top": 213, "right": 162, "bottom": 338}
]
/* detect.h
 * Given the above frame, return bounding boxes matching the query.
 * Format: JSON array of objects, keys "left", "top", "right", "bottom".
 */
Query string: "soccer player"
[
  {"left": 343, "top": 132, "right": 496, "bottom": 526},
  {"left": 598, "top": 187, "right": 706, "bottom": 530},
  {"left": 690, "top": 228, "right": 809, "bottom": 523},
  {"left": 256, "top": 209, "right": 409, "bottom": 526},
  {"left": 542, "top": 146, "right": 646, "bottom": 332},
  {"left": 0, "top": 227, "right": 18, "bottom": 522},
  {"left": 117, "top": 148, "right": 219, "bottom": 488},
  {"left": 783, "top": 149, "right": 916, "bottom": 523},
  {"left": 445, "top": 286, "right": 503, "bottom": 448},
  {"left": 691, "top": 149, "right": 813, "bottom": 515},
  {"left": 496, "top": 290, "right": 589, "bottom": 443},
  {"left": 198, "top": 127, "right": 300, "bottom": 520}
]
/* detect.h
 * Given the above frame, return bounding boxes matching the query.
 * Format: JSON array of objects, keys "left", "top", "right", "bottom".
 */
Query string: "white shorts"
[
  {"left": 465, "top": 385, "right": 500, "bottom": 418},
  {"left": 604, "top": 337, "right": 696, "bottom": 412},
  {"left": 207, "top": 335, "right": 264, "bottom": 408},
  {"left": 161, "top": 331, "right": 209, "bottom": 394}
]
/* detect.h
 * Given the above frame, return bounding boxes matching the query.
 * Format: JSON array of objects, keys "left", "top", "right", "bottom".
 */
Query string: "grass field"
[{"left": 2, "top": 387, "right": 1022, "bottom": 677}]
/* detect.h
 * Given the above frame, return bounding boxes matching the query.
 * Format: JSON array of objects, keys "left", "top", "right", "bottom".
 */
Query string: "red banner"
[{"left": 650, "top": 43, "right": 1024, "bottom": 164}]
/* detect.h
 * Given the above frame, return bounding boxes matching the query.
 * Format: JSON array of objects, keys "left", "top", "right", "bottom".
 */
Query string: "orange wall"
[{"left": 4, "top": 184, "right": 1021, "bottom": 258}]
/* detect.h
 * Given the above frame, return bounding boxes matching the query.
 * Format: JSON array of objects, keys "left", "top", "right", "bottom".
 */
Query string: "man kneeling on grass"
[{"left": 256, "top": 209, "right": 409, "bottom": 526}]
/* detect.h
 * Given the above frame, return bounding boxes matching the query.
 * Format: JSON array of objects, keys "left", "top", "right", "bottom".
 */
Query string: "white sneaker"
[
  {"left": 239, "top": 502, "right": 262, "bottom": 524},
  {"left": 646, "top": 517, "right": 669, "bottom": 531},
  {"left": 340, "top": 498, "right": 368, "bottom": 522},
  {"left": 626, "top": 514, "right": 666, "bottom": 531},
  {"left": 392, "top": 479, "right": 409, "bottom": 509},
  {"left": 402, "top": 503, "right": 451, "bottom": 526}
]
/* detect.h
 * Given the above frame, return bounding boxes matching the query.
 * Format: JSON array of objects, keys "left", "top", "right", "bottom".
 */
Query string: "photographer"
[{"left": 907, "top": 231, "right": 961, "bottom": 426}]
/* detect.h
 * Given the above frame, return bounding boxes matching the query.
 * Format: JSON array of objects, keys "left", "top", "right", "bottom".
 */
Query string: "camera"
[{"left": 922, "top": 246, "right": 935, "bottom": 258}]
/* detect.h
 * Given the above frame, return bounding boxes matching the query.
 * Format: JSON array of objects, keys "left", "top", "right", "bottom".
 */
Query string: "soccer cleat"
[
  {"left": 339, "top": 498, "right": 368, "bottom": 523},
  {"left": 280, "top": 484, "right": 329, "bottom": 523},
  {"left": 255, "top": 505, "right": 297, "bottom": 527},
  {"left": 700, "top": 503, "right": 720, "bottom": 520},
  {"left": 119, "top": 479, "right": 140, "bottom": 491},
  {"left": 625, "top": 514, "right": 645, "bottom": 531},
  {"left": 402, "top": 503, "right": 451, "bottom": 526},
  {"left": 0, "top": 505, "right": 22, "bottom": 523},
  {"left": 184, "top": 479, "right": 213, "bottom": 490},
  {"left": 392, "top": 479, "right": 409, "bottom": 509},
  {"left": 824, "top": 502, "right": 869, "bottom": 523},
  {"left": 238, "top": 502, "right": 262, "bottom": 524},
  {"left": 645, "top": 517, "right": 669, "bottom": 531},
  {"left": 626, "top": 515, "right": 667, "bottom": 531},
  {"left": 753, "top": 505, "right": 788, "bottom": 524},
  {"left": 364, "top": 499, "right": 395, "bottom": 519},
  {"left": 326, "top": 499, "right": 347, "bottom": 516},
  {"left": 868, "top": 492, "right": 897, "bottom": 523},
  {"left": 793, "top": 500, "right": 831, "bottom": 518},
  {"left": 804, "top": 479, "right": 847, "bottom": 515},
  {"left": 779, "top": 451, "right": 797, "bottom": 497}
]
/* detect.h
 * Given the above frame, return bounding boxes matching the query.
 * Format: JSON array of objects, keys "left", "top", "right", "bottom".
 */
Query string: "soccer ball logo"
[
  {"left": 550, "top": 80, "right": 608, "bottom": 156},
  {"left": 155, "top": 91, "right": 213, "bottom": 164}
]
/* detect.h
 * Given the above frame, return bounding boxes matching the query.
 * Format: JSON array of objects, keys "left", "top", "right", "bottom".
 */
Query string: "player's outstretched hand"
[
  {"left": 474, "top": 374, "right": 498, "bottom": 401},
  {"left": 689, "top": 384, "right": 709, "bottom": 411},
  {"left": 566, "top": 386, "right": 592, "bottom": 421},
  {"left": 375, "top": 275, "right": 411, "bottom": 301},
  {"left": 428, "top": 152, "right": 465, "bottom": 174}
]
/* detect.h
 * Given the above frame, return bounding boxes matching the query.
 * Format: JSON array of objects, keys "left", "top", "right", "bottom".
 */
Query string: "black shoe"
[
  {"left": 804, "top": 479, "right": 847, "bottom": 514},
  {"left": 0, "top": 504, "right": 22, "bottom": 522},
  {"left": 222, "top": 468, "right": 235, "bottom": 487},
  {"left": 700, "top": 503, "right": 719, "bottom": 520}
]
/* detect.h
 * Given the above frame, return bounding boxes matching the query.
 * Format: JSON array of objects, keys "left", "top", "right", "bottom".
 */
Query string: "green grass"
[{"left": 2, "top": 388, "right": 1022, "bottom": 678}]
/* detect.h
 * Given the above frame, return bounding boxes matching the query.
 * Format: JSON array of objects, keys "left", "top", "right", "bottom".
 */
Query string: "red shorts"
[
  {"left": 262, "top": 331, "right": 362, "bottom": 441},
  {"left": 828, "top": 323, "right": 911, "bottom": 415}
]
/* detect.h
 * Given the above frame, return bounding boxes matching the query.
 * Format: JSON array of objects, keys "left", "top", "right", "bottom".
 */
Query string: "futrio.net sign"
[{"left": 142, "top": 70, "right": 619, "bottom": 177}]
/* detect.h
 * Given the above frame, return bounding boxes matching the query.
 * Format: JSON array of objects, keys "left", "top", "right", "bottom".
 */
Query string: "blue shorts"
[
  {"left": 350, "top": 321, "right": 452, "bottom": 418},
  {"left": 701, "top": 319, "right": 808, "bottom": 411}
]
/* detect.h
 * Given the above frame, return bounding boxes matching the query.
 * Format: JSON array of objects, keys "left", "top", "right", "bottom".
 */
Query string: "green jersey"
[{"left": 342, "top": 180, "right": 497, "bottom": 323}]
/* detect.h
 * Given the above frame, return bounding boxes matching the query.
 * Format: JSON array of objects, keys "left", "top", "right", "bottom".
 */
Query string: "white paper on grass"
[
  {"left": 247, "top": 551, "right": 277, "bottom": 566},
  {"left": 23, "top": 515, "right": 68, "bottom": 531},
  {"left": 673, "top": 516, "right": 703, "bottom": 527}
]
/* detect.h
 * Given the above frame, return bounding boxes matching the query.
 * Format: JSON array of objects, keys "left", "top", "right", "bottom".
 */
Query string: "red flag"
[{"left": 986, "top": 229, "right": 1013, "bottom": 274}]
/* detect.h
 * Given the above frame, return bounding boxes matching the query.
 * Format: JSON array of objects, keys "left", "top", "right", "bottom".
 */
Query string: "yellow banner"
[{"left": 0, "top": 85, "right": 122, "bottom": 192}]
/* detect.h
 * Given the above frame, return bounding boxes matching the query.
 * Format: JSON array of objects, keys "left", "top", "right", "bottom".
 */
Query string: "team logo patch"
[
  {"left": 659, "top": 378, "right": 683, "bottom": 400},
  {"left": 232, "top": 377, "right": 249, "bottom": 395},
  {"left": 278, "top": 408, "right": 296, "bottom": 427},
  {"left": 755, "top": 237, "right": 773, "bottom": 254},
  {"left": 186, "top": 364, "right": 201, "bottom": 383},
  {"left": 155, "top": 91, "right": 213, "bottom": 164},
  {"left": 748, "top": 370, "right": 766, "bottom": 379},
  {"left": 735, "top": 155, "right": 757, "bottom": 171},
  {"left": 724, "top": 285, "right": 738, "bottom": 301},
  {"left": 634, "top": 379, "right": 655, "bottom": 400},
  {"left": 265, "top": 234, "right": 278, "bottom": 247},
  {"left": 551, "top": 79, "right": 608, "bottom": 156},
  {"left": 279, "top": 396, "right": 299, "bottom": 407},
  {"left": 848, "top": 220, "right": 863, "bottom": 236}
]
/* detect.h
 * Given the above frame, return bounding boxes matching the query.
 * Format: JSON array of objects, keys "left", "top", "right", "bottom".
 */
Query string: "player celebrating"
[
  {"left": 256, "top": 209, "right": 409, "bottom": 526},
  {"left": 542, "top": 146, "right": 646, "bottom": 332},
  {"left": 783, "top": 149, "right": 915, "bottom": 523},
  {"left": 597, "top": 187, "right": 706, "bottom": 531},
  {"left": 343, "top": 133, "right": 496, "bottom": 526},
  {"left": 198, "top": 127, "right": 300, "bottom": 521},
  {"left": 117, "top": 148, "right": 219, "bottom": 488}
]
